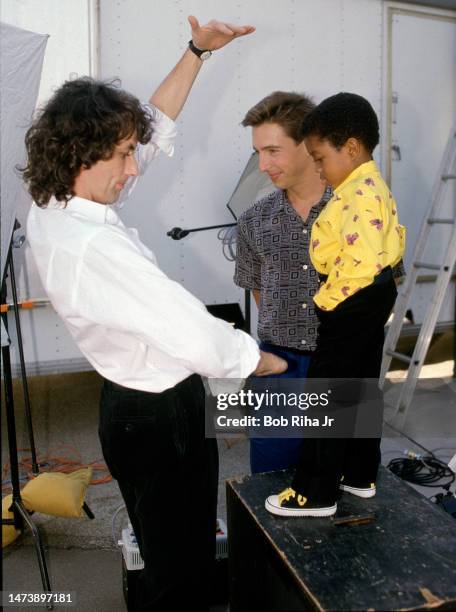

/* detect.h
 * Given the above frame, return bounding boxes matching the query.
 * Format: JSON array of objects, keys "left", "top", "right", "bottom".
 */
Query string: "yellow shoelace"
[{"left": 278, "top": 487, "right": 307, "bottom": 507}]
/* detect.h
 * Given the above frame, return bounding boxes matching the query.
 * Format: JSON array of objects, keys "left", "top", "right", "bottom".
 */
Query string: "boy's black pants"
[
  {"left": 98, "top": 374, "right": 218, "bottom": 611},
  {"left": 292, "top": 271, "right": 397, "bottom": 504}
]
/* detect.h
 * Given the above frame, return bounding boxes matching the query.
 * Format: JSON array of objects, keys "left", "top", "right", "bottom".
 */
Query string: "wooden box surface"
[{"left": 227, "top": 466, "right": 456, "bottom": 611}]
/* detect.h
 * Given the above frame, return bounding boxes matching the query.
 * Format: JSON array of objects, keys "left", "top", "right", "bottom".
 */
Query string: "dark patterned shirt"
[
  {"left": 234, "top": 188, "right": 333, "bottom": 351},
  {"left": 234, "top": 187, "right": 406, "bottom": 351}
]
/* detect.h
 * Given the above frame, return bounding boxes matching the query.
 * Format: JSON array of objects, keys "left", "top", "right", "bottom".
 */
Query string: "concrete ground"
[{"left": 2, "top": 349, "right": 455, "bottom": 611}]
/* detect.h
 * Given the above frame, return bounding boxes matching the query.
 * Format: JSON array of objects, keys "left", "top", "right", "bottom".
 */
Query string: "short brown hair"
[{"left": 242, "top": 91, "right": 315, "bottom": 143}]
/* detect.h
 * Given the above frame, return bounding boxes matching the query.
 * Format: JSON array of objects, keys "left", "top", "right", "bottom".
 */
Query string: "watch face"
[{"left": 200, "top": 50, "right": 212, "bottom": 61}]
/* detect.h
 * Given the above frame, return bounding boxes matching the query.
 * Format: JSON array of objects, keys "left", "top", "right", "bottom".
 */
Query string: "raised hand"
[{"left": 188, "top": 15, "right": 255, "bottom": 51}]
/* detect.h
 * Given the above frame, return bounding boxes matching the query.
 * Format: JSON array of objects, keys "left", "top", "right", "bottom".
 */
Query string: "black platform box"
[{"left": 227, "top": 466, "right": 456, "bottom": 611}]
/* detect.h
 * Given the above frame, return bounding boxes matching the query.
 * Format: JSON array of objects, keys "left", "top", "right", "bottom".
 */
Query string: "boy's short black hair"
[{"left": 300, "top": 92, "right": 379, "bottom": 153}]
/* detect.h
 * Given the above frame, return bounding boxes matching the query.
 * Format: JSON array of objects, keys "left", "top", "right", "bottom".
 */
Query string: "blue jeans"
[{"left": 249, "top": 342, "right": 311, "bottom": 474}]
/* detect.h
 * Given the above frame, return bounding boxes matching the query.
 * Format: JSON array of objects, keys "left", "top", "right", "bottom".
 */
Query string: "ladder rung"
[
  {"left": 386, "top": 350, "right": 413, "bottom": 364},
  {"left": 381, "top": 126, "right": 456, "bottom": 417},
  {"left": 428, "top": 218, "right": 454, "bottom": 225},
  {"left": 413, "top": 262, "right": 441, "bottom": 271}
]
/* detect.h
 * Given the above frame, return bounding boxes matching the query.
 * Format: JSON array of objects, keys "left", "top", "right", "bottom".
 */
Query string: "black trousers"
[
  {"left": 98, "top": 374, "right": 219, "bottom": 611},
  {"left": 292, "top": 272, "right": 398, "bottom": 504}
]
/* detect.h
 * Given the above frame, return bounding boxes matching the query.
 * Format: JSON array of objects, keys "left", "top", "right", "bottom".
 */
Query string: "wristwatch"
[{"left": 188, "top": 39, "right": 212, "bottom": 61}]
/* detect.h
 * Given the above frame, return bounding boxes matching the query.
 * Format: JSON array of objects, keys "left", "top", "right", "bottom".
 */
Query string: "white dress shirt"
[{"left": 27, "top": 105, "right": 260, "bottom": 392}]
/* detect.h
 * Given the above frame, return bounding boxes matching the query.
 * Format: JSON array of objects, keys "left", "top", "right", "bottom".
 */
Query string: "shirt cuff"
[
  {"left": 207, "top": 330, "right": 259, "bottom": 395},
  {"left": 207, "top": 377, "right": 246, "bottom": 396},
  {"left": 235, "top": 329, "right": 261, "bottom": 378}
]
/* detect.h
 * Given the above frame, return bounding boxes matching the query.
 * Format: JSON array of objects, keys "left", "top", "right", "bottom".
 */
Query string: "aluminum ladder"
[{"left": 380, "top": 126, "right": 456, "bottom": 418}]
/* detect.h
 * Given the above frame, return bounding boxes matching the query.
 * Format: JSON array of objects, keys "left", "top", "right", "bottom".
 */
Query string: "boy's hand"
[
  {"left": 188, "top": 15, "right": 255, "bottom": 51},
  {"left": 253, "top": 351, "right": 288, "bottom": 377}
]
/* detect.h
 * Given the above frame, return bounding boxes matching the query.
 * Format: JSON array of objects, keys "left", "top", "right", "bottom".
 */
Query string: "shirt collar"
[
  {"left": 282, "top": 185, "right": 332, "bottom": 213},
  {"left": 47, "top": 196, "right": 121, "bottom": 225},
  {"left": 322, "top": 185, "right": 333, "bottom": 203},
  {"left": 333, "top": 160, "right": 379, "bottom": 195}
]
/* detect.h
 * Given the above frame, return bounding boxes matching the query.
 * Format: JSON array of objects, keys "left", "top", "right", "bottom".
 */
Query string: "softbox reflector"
[
  {"left": 0, "top": 22, "right": 48, "bottom": 284},
  {"left": 226, "top": 152, "right": 277, "bottom": 220}
]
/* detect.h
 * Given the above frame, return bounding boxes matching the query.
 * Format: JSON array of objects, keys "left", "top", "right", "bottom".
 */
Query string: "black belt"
[{"left": 104, "top": 374, "right": 198, "bottom": 398}]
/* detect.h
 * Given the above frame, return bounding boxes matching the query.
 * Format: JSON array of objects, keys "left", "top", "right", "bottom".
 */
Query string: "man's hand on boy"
[{"left": 254, "top": 351, "right": 288, "bottom": 377}]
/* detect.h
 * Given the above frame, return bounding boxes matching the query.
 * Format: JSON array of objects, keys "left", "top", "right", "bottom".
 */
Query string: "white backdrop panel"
[{"left": 0, "top": 22, "right": 47, "bottom": 282}]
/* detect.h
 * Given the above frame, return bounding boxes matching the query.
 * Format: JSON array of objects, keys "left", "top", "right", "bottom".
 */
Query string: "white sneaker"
[
  {"left": 265, "top": 487, "right": 337, "bottom": 517},
  {"left": 339, "top": 482, "right": 376, "bottom": 498}
]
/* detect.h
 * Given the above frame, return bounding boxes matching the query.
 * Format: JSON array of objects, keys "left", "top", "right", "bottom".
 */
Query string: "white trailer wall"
[
  {"left": 3, "top": 0, "right": 455, "bottom": 375},
  {"left": 98, "top": 0, "right": 388, "bottom": 305}
]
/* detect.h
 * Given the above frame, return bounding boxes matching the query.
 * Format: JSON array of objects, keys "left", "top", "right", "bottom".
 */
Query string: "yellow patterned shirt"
[{"left": 310, "top": 160, "right": 405, "bottom": 311}]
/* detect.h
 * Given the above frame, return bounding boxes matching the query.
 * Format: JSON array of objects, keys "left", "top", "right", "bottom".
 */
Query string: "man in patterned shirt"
[{"left": 234, "top": 91, "right": 329, "bottom": 473}]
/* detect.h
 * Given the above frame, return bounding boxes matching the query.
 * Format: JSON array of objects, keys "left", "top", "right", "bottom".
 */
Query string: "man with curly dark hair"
[
  {"left": 22, "top": 77, "right": 154, "bottom": 207},
  {"left": 24, "top": 16, "right": 286, "bottom": 611}
]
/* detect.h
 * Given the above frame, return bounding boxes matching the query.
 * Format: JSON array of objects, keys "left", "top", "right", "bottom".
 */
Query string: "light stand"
[
  {"left": 167, "top": 222, "right": 236, "bottom": 240},
  {"left": 1, "top": 223, "right": 53, "bottom": 609},
  {"left": 5, "top": 227, "right": 40, "bottom": 474},
  {"left": 166, "top": 222, "right": 251, "bottom": 334}
]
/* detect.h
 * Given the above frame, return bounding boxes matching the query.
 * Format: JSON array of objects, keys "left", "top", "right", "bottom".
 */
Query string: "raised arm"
[{"left": 150, "top": 15, "right": 255, "bottom": 120}]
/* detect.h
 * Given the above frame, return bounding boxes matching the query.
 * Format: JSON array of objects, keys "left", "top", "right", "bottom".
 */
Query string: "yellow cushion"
[
  {"left": 21, "top": 468, "right": 92, "bottom": 518},
  {"left": 2, "top": 494, "right": 21, "bottom": 548}
]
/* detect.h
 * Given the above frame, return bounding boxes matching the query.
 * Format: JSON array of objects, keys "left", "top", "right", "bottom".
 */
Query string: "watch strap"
[{"left": 188, "top": 39, "right": 212, "bottom": 60}]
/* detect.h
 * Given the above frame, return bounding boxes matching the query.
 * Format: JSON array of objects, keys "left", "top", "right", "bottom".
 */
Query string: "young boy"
[{"left": 265, "top": 92, "right": 405, "bottom": 517}]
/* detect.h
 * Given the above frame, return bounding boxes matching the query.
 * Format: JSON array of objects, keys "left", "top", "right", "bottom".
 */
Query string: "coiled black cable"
[{"left": 387, "top": 455, "right": 455, "bottom": 489}]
